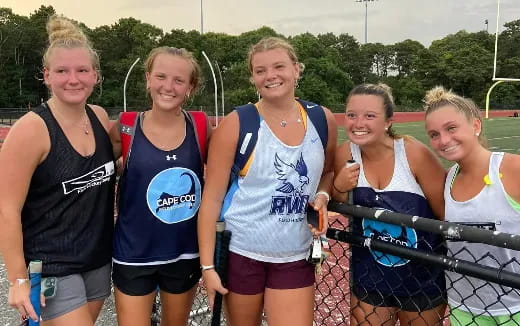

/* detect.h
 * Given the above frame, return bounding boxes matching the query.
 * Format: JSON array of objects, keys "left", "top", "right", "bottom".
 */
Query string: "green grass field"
[{"left": 337, "top": 117, "right": 520, "bottom": 168}]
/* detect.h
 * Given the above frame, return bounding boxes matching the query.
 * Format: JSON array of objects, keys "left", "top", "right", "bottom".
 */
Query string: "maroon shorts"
[{"left": 226, "top": 252, "right": 315, "bottom": 295}]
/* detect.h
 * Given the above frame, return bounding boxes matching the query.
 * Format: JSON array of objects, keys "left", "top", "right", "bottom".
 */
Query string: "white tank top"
[
  {"left": 445, "top": 152, "right": 520, "bottom": 315},
  {"left": 351, "top": 137, "right": 424, "bottom": 196},
  {"left": 222, "top": 115, "right": 325, "bottom": 262}
]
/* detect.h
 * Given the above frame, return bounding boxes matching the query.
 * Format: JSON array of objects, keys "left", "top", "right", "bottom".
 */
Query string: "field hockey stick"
[
  {"left": 28, "top": 260, "right": 42, "bottom": 326},
  {"left": 211, "top": 221, "right": 232, "bottom": 326}
]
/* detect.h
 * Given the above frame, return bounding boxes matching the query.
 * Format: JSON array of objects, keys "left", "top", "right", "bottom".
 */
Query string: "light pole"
[
  {"left": 356, "top": 0, "right": 377, "bottom": 44},
  {"left": 200, "top": 0, "right": 203, "bottom": 34}
]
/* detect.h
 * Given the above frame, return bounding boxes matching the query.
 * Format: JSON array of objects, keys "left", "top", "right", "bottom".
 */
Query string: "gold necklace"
[
  {"left": 258, "top": 101, "right": 301, "bottom": 127},
  {"left": 52, "top": 107, "right": 90, "bottom": 135}
]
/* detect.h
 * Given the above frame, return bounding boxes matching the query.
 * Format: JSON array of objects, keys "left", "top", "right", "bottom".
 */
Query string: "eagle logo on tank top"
[
  {"left": 146, "top": 167, "right": 201, "bottom": 224},
  {"left": 270, "top": 153, "right": 310, "bottom": 216},
  {"left": 362, "top": 208, "right": 418, "bottom": 267}
]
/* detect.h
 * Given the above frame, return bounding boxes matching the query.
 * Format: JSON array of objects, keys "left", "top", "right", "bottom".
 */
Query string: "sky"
[{"left": 3, "top": 0, "right": 520, "bottom": 46}]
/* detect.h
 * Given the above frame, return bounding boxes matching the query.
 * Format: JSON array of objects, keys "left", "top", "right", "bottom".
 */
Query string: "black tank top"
[{"left": 22, "top": 103, "right": 115, "bottom": 277}]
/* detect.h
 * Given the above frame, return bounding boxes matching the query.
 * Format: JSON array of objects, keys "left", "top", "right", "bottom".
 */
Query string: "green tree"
[{"left": 89, "top": 18, "right": 163, "bottom": 108}]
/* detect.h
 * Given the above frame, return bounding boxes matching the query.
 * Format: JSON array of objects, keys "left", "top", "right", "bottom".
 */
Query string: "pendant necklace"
[
  {"left": 260, "top": 101, "right": 301, "bottom": 127},
  {"left": 53, "top": 107, "right": 90, "bottom": 135}
]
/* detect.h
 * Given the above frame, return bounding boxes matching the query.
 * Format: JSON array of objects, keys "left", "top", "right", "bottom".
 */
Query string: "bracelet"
[
  {"left": 8, "top": 278, "right": 29, "bottom": 287},
  {"left": 315, "top": 191, "right": 330, "bottom": 202},
  {"left": 333, "top": 181, "right": 349, "bottom": 194},
  {"left": 201, "top": 264, "right": 215, "bottom": 271}
]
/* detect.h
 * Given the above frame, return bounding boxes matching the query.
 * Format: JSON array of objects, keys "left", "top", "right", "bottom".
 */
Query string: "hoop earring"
[{"left": 295, "top": 79, "right": 300, "bottom": 89}]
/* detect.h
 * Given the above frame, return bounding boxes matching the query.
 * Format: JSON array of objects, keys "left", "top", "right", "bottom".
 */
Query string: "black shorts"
[
  {"left": 112, "top": 258, "right": 201, "bottom": 296},
  {"left": 352, "top": 285, "right": 446, "bottom": 312}
]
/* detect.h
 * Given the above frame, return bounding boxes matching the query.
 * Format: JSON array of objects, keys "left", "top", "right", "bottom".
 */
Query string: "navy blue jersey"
[
  {"left": 113, "top": 112, "right": 203, "bottom": 265},
  {"left": 350, "top": 139, "right": 445, "bottom": 297},
  {"left": 351, "top": 188, "right": 445, "bottom": 296}
]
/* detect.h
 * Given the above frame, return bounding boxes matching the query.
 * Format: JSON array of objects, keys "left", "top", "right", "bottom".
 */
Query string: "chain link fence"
[
  {"left": 185, "top": 202, "right": 520, "bottom": 326},
  {"left": 313, "top": 202, "right": 520, "bottom": 326}
]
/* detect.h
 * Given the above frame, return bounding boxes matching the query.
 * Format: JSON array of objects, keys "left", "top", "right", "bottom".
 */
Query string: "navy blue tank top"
[
  {"left": 113, "top": 112, "right": 203, "bottom": 265},
  {"left": 350, "top": 140, "right": 445, "bottom": 296},
  {"left": 351, "top": 188, "right": 446, "bottom": 296}
]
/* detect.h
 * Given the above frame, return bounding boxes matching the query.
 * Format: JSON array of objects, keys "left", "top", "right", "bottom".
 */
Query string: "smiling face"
[
  {"left": 345, "top": 94, "right": 392, "bottom": 146},
  {"left": 43, "top": 47, "right": 98, "bottom": 106},
  {"left": 250, "top": 48, "right": 299, "bottom": 101},
  {"left": 425, "top": 105, "right": 482, "bottom": 162},
  {"left": 146, "top": 53, "right": 194, "bottom": 112}
]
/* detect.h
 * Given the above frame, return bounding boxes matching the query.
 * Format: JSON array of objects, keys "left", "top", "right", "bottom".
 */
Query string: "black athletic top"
[{"left": 21, "top": 103, "right": 115, "bottom": 277}]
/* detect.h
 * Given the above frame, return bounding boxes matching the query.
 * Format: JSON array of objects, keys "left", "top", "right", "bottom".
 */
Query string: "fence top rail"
[
  {"left": 328, "top": 201, "right": 520, "bottom": 251},
  {"left": 326, "top": 227, "right": 520, "bottom": 290}
]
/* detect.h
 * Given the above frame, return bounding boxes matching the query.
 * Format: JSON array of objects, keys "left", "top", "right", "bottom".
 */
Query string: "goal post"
[{"left": 486, "top": 0, "right": 520, "bottom": 118}]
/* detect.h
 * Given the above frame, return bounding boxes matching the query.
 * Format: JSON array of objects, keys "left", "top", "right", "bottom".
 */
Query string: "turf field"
[{"left": 337, "top": 117, "right": 520, "bottom": 168}]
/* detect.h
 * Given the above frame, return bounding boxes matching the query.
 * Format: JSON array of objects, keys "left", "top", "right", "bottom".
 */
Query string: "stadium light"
[{"left": 355, "top": 0, "right": 378, "bottom": 44}]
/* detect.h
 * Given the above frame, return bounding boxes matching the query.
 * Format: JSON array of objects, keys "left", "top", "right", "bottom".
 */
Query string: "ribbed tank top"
[
  {"left": 350, "top": 138, "right": 445, "bottom": 296},
  {"left": 22, "top": 103, "right": 115, "bottom": 277},
  {"left": 445, "top": 152, "right": 520, "bottom": 315}
]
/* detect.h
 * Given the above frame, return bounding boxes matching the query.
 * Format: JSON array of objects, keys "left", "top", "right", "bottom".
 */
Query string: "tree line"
[{"left": 1, "top": 5, "right": 519, "bottom": 113}]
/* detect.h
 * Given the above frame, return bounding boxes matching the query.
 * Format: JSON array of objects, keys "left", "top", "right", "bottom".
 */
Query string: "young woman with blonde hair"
[
  {"left": 198, "top": 36, "right": 337, "bottom": 326},
  {"left": 0, "top": 15, "right": 115, "bottom": 325},
  {"left": 425, "top": 86, "right": 520, "bottom": 326},
  {"left": 110, "top": 46, "right": 209, "bottom": 326}
]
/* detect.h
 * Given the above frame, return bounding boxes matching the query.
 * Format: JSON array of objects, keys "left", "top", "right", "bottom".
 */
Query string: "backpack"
[
  {"left": 230, "top": 98, "right": 328, "bottom": 182},
  {"left": 118, "top": 110, "right": 209, "bottom": 169}
]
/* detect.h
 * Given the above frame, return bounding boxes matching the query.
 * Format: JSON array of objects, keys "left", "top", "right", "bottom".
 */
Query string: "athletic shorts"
[
  {"left": 227, "top": 252, "right": 315, "bottom": 295},
  {"left": 41, "top": 263, "right": 111, "bottom": 321},
  {"left": 450, "top": 306, "right": 520, "bottom": 326},
  {"left": 352, "top": 285, "right": 446, "bottom": 312},
  {"left": 112, "top": 258, "right": 201, "bottom": 296}
]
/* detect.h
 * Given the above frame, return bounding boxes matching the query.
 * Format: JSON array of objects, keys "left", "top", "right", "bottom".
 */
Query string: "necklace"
[
  {"left": 259, "top": 101, "right": 301, "bottom": 127},
  {"left": 52, "top": 107, "right": 90, "bottom": 135}
]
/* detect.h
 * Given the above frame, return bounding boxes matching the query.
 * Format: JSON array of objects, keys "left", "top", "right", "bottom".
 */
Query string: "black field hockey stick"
[{"left": 211, "top": 221, "right": 232, "bottom": 326}]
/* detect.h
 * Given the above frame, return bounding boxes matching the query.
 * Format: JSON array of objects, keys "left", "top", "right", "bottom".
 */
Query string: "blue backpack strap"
[
  {"left": 231, "top": 103, "right": 260, "bottom": 179},
  {"left": 296, "top": 99, "right": 328, "bottom": 151}
]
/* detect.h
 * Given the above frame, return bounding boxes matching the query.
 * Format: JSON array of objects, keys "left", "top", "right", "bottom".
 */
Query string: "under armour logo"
[
  {"left": 166, "top": 155, "right": 177, "bottom": 161},
  {"left": 121, "top": 126, "right": 132, "bottom": 134}
]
